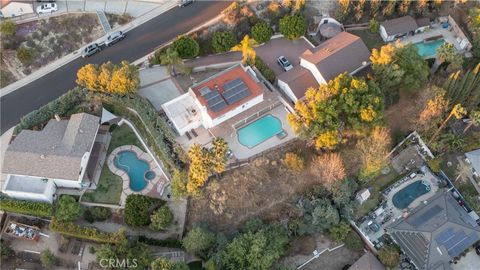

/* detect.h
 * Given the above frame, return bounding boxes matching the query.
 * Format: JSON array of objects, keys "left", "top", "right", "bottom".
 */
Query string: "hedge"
[
  {"left": 50, "top": 218, "right": 121, "bottom": 243},
  {"left": 0, "top": 198, "right": 53, "bottom": 218},
  {"left": 138, "top": 235, "right": 182, "bottom": 248},
  {"left": 14, "top": 87, "right": 86, "bottom": 134},
  {"left": 254, "top": 57, "right": 275, "bottom": 83}
]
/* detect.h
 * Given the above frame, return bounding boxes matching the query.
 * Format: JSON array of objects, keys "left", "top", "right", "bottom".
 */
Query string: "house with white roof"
[
  {"left": 0, "top": 0, "right": 34, "bottom": 18},
  {"left": 1, "top": 113, "right": 106, "bottom": 203},
  {"left": 277, "top": 32, "right": 371, "bottom": 103}
]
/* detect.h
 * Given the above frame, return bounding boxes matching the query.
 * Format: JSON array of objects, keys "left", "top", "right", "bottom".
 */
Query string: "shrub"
[
  {"left": 171, "top": 169, "right": 188, "bottom": 198},
  {"left": 212, "top": 31, "right": 237, "bottom": 53},
  {"left": 84, "top": 206, "right": 111, "bottom": 223},
  {"left": 50, "top": 218, "right": 122, "bottom": 243},
  {"left": 0, "top": 198, "right": 53, "bottom": 218},
  {"left": 328, "top": 221, "right": 351, "bottom": 242},
  {"left": 182, "top": 227, "right": 216, "bottom": 257},
  {"left": 283, "top": 152, "right": 305, "bottom": 172},
  {"left": 124, "top": 194, "right": 159, "bottom": 226},
  {"left": 378, "top": 245, "right": 401, "bottom": 268},
  {"left": 251, "top": 20, "right": 273, "bottom": 43},
  {"left": 279, "top": 13, "right": 306, "bottom": 40},
  {"left": 40, "top": 249, "right": 56, "bottom": 268},
  {"left": 369, "top": 18, "right": 380, "bottom": 33},
  {"left": 150, "top": 205, "right": 173, "bottom": 231},
  {"left": 16, "top": 46, "right": 34, "bottom": 65},
  {"left": 55, "top": 195, "right": 82, "bottom": 222},
  {"left": 138, "top": 236, "right": 182, "bottom": 248},
  {"left": 427, "top": 157, "right": 442, "bottom": 173},
  {"left": 0, "top": 19, "right": 16, "bottom": 37},
  {"left": 254, "top": 57, "right": 275, "bottom": 83},
  {"left": 171, "top": 36, "right": 199, "bottom": 59},
  {"left": 344, "top": 231, "right": 364, "bottom": 251}
]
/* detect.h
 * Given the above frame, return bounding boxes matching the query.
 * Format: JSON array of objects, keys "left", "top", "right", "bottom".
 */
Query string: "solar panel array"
[
  {"left": 200, "top": 87, "right": 227, "bottom": 112},
  {"left": 408, "top": 205, "right": 443, "bottom": 228},
  {"left": 435, "top": 228, "right": 480, "bottom": 257},
  {"left": 222, "top": 78, "right": 251, "bottom": 105}
]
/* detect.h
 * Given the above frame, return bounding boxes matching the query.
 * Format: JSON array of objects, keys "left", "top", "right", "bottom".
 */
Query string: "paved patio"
[{"left": 107, "top": 145, "right": 166, "bottom": 204}]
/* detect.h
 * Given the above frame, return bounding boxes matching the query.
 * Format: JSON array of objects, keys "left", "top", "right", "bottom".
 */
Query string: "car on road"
[
  {"left": 36, "top": 3, "right": 58, "bottom": 14},
  {"left": 178, "top": 0, "right": 194, "bottom": 7},
  {"left": 105, "top": 31, "right": 126, "bottom": 46},
  {"left": 277, "top": 56, "right": 293, "bottom": 71},
  {"left": 81, "top": 43, "right": 101, "bottom": 58}
]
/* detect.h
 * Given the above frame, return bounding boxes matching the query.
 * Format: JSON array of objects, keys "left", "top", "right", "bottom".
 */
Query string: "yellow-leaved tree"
[{"left": 76, "top": 61, "right": 139, "bottom": 94}]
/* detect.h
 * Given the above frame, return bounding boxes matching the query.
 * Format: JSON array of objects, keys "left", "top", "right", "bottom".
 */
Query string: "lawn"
[
  {"left": 355, "top": 167, "right": 403, "bottom": 219},
  {"left": 348, "top": 29, "right": 385, "bottom": 51},
  {"left": 81, "top": 165, "right": 123, "bottom": 205},
  {"left": 107, "top": 124, "right": 145, "bottom": 154}
]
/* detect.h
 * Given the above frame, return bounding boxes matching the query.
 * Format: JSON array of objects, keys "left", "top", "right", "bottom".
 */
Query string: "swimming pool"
[
  {"left": 114, "top": 151, "right": 153, "bottom": 192},
  {"left": 392, "top": 180, "right": 431, "bottom": 209},
  {"left": 237, "top": 114, "right": 283, "bottom": 148},
  {"left": 414, "top": 39, "right": 445, "bottom": 58}
]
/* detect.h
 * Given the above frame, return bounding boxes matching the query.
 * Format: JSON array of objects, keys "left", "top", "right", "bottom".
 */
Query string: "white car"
[
  {"left": 36, "top": 3, "right": 58, "bottom": 14},
  {"left": 105, "top": 31, "right": 125, "bottom": 46}
]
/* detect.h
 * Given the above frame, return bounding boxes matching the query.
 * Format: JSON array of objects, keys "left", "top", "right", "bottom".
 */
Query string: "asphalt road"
[{"left": 0, "top": 1, "right": 231, "bottom": 134}]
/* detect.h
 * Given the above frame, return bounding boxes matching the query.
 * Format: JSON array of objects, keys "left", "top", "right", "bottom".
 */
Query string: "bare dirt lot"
[{"left": 187, "top": 140, "right": 320, "bottom": 233}]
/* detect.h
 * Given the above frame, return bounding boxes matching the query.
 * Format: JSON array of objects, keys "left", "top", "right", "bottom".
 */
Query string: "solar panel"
[
  {"left": 435, "top": 228, "right": 455, "bottom": 244},
  {"left": 444, "top": 231, "right": 466, "bottom": 249},
  {"left": 447, "top": 232, "right": 480, "bottom": 257},
  {"left": 203, "top": 90, "right": 219, "bottom": 100},
  {"left": 223, "top": 78, "right": 243, "bottom": 90},
  {"left": 210, "top": 100, "right": 227, "bottom": 112},
  {"left": 408, "top": 205, "right": 443, "bottom": 227},
  {"left": 222, "top": 78, "right": 251, "bottom": 105},
  {"left": 199, "top": 87, "right": 212, "bottom": 96}
]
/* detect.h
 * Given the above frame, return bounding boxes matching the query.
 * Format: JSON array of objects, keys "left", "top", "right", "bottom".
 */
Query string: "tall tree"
[
  {"left": 210, "top": 138, "right": 228, "bottom": 174},
  {"left": 464, "top": 110, "right": 480, "bottom": 133},
  {"left": 182, "top": 226, "right": 216, "bottom": 258},
  {"left": 432, "top": 43, "right": 463, "bottom": 73},
  {"left": 337, "top": 0, "right": 351, "bottom": 20},
  {"left": 443, "top": 64, "right": 480, "bottom": 111},
  {"left": 187, "top": 144, "right": 211, "bottom": 195},
  {"left": 231, "top": 35, "right": 258, "bottom": 64},
  {"left": 160, "top": 47, "right": 186, "bottom": 75},
  {"left": 416, "top": 86, "right": 449, "bottom": 133},
  {"left": 357, "top": 126, "right": 392, "bottom": 181},
  {"left": 279, "top": 13, "right": 307, "bottom": 40},
  {"left": 311, "top": 153, "right": 346, "bottom": 190},
  {"left": 398, "top": 0, "right": 411, "bottom": 15},
  {"left": 415, "top": 0, "right": 428, "bottom": 15},
  {"left": 55, "top": 195, "right": 82, "bottom": 222},
  {"left": 383, "top": 0, "right": 396, "bottom": 17},
  {"left": 428, "top": 104, "right": 467, "bottom": 144},
  {"left": 354, "top": 0, "right": 366, "bottom": 22},
  {"left": 369, "top": 0, "right": 381, "bottom": 17}
]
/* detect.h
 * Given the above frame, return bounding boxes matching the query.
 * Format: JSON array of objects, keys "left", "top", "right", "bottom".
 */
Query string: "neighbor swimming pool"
[
  {"left": 414, "top": 39, "right": 446, "bottom": 58},
  {"left": 392, "top": 180, "right": 431, "bottom": 209},
  {"left": 237, "top": 114, "right": 283, "bottom": 148},
  {"left": 114, "top": 151, "right": 153, "bottom": 192}
]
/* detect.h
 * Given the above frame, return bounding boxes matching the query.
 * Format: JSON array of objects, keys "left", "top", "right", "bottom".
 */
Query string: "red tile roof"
[{"left": 191, "top": 65, "right": 263, "bottom": 119}]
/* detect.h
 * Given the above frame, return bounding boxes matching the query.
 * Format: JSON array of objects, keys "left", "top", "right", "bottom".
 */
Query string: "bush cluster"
[
  {"left": 212, "top": 31, "right": 237, "bottom": 53},
  {"left": 171, "top": 36, "right": 199, "bottom": 59},
  {"left": 251, "top": 21, "right": 273, "bottom": 44},
  {"left": 0, "top": 198, "right": 53, "bottom": 218},
  {"left": 50, "top": 218, "right": 122, "bottom": 243},
  {"left": 254, "top": 57, "right": 275, "bottom": 83},
  {"left": 84, "top": 206, "right": 111, "bottom": 223}
]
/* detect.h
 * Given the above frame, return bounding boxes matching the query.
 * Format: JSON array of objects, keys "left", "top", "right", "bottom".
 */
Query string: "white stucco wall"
[
  {"left": 53, "top": 178, "right": 82, "bottom": 189},
  {"left": 277, "top": 79, "right": 298, "bottom": 103},
  {"left": 300, "top": 59, "right": 327, "bottom": 85},
  {"left": 379, "top": 26, "right": 392, "bottom": 42},
  {"left": 2, "top": 176, "right": 56, "bottom": 204}
]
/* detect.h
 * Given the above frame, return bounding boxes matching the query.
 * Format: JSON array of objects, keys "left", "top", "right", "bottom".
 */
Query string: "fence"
[{"left": 232, "top": 101, "right": 282, "bottom": 130}]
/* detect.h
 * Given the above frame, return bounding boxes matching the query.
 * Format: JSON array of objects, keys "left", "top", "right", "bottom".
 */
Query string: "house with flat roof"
[
  {"left": 380, "top": 15, "right": 430, "bottom": 42},
  {"left": 277, "top": 32, "right": 371, "bottom": 102},
  {"left": 1, "top": 113, "right": 105, "bottom": 203},
  {"left": 0, "top": 0, "right": 34, "bottom": 18},
  {"left": 387, "top": 191, "right": 480, "bottom": 270},
  {"left": 162, "top": 64, "right": 264, "bottom": 136}
]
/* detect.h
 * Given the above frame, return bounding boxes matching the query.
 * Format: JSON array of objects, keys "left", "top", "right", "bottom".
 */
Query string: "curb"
[{"left": 0, "top": 3, "right": 177, "bottom": 98}]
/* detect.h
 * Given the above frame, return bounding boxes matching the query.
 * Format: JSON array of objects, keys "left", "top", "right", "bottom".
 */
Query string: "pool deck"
[
  {"left": 107, "top": 145, "right": 166, "bottom": 205},
  {"left": 359, "top": 169, "right": 441, "bottom": 247}
]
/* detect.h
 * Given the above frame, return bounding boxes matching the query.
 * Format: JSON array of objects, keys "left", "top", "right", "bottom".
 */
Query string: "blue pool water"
[
  {"left": 114, "top": 151, "right": 151, "bottom": 192},
  {"left": 392, "top": 180, "right": 431, "bottom": 209},
  {"left": 237, "top": 114, "right": 283, "bottom": 148},
  {"left": 414, "top": 39, "right": 446, "bottom": 58}
]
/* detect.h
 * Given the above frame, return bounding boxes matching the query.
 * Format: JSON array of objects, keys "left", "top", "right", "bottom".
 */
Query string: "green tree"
[
  {"left": 328, "top": 221, "right": 351, "bottom": 242},
  {"left": 371, "top": 43, "right": 429, "bottom": 93},
  {"left": 378, "top": 245, "right": 400, "bottom": 268},
  {"left": 433, "top": 43, "right": 463, "bottom": 73},
  {"left": 251, "top": 21, "right": 273, "bottom": 43},
  {"left": 40, "top": 249, "right": 56, "bottom": 268},
  {"left": 231, "top": 35, "right": 258, "bottom": 64},
  {"left": 151, "top": 257, "right": 189, "bottom": 270},
  {"left": 344, "top": 231, "right": 364, "bottom": 251},
  {"left": 159, "top": 47, "right": 189, "bottom": 75},
  {"left": 287, "top": 73, "right": 383, "bottom": 150},
  {"left": 279, "top": 13, "right": 306, "bottom": 40},
  {"left": 182, "top": 227, "right": 216, "bottom": 257},
  {"left": 398, "top": 0, "right": 411, "bottom": 15},
  {"left": 443, "top": 64, "right": 480, "bottom": 111},
  {"left": 428, "top": 104, "right": 467, "bottom": 144},
  {"left": 369, "top": 18, "right": 380, "bottom": 33},
  {"left": 172, "top": 36, "right": 199, "bottom": 59},
  {"left": 0, "top": 19, "right": 16, "bottom": 37},
  {"left": 55, "top": 195, "right": 82, "bottom": 222},
  {"left": 16, "top": 47, "right": 34, "bottom": 65},
  {"left": 212, "top": 31, "right": 237, "bottom": 53},
  {"left": 96, "top": 236, "right": 152, "bottom": 270},
  {"left": 464, "top": 110, "right": 480, "bottom": 133},
  {"left": 124, "top": 194, "right": 156, "bottom": 226},
  {"left": 89, "top": 206, "right": 111, "bottom": 221},
  {"left": 171, "top": 169, "right": 188, "bottom": 198},
  {"left": 150, "top": 205, "right": 173, "bottom": 231}
]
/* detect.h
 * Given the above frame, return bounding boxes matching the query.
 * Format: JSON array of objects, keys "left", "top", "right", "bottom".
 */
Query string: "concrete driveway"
[{"left": 255, "top": 36, "right": 314, "bottom": 76}]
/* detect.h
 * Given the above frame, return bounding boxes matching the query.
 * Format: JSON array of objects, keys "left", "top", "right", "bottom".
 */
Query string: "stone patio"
[{"left": 107, "top": 145, "right": 166, "bottom": 205}]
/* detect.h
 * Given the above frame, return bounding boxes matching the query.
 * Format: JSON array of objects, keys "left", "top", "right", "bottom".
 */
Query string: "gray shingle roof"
[
  {"left": 381, "top": 16, "right": 419, "bottom": 36},
  {"left": 465, "top": 149, "right": 480, "bottom": 174},
  {"left": 348, "top": 252, "right": 386, "bottom": 270},
  {"left": 2, "top": 113, "right": 100, "bottom": 181},
  {"left": 387, "top": 191, "right": 480, "bottom": 270},
  {"left": 300, "top": 32, "right": 371, "bottom": 83},
  {"left": 277, "top": 65, "right": 318, "bottom": 100}
]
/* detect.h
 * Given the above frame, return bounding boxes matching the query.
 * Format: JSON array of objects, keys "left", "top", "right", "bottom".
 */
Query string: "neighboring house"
[
  {"left": 379, "top": 15, "right": 430, "bottom": 42},
  {"left": 465, "top": 148, "right": 480, "bottom": 178},
  {"left": 0, "top": 0, "right": 34, "bottom": 18},
  {"left": 277, "top": 32, "right": 371, "bottom": 102},
  {"left": 387, "top": 191, "right": 480, "bottom": 270},
  {"left": 348, "top": 251, "right": 385, "bottom": 270},
  {"left": 2, "top": 113, "right": 102, "bottom": 203},
  {"left": 162, "top": 64, "right": 263, "bottom": 136},
  {"left": 356, "top": 188, "right": 371, "bottom": 204}
]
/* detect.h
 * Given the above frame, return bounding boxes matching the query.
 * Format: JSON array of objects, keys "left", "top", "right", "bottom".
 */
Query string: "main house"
[
  {"left": 162, "top": 64, "right": 264, "bottom": 136},
  {"left": 1, "top": 113, "right": 105, "bottom": 203},
  {"left": 277, "top": 31, "right": 371, "bottom": 103}
]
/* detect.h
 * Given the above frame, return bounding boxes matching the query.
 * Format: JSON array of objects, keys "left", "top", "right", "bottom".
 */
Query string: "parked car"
[
  {"left": 178, "top": 0, "right": 194, "bottom": 7},
  {"left": 105, "top": 31, "right": 126, "bottom": 46},
  {"left": 36, "top": 3, "right": 58, "bottom": 14},
  {"left": 476, "top": 244, "right": 480, "bottom": 255},
  {"left": 81, "top": 43, "right": 101, "bottom": 58},
  {"left": 277, "top": 56, "right": 293, "bottom": 71}
]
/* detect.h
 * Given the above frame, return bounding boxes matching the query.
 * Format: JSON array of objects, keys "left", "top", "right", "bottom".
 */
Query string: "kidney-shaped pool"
[
  {"left": 114, "top": 151, "right": 154, "bottom": 192},
  {"left": 392, "top": 180, "right": 431, "bottom": 209}
]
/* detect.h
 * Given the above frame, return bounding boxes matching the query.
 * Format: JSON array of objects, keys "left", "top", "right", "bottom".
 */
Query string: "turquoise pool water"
[
  {"left": 114, "top": 151, "right": 152, "bottom": 192},
  {"left": 392, "top": 180, "right": 431, "bottom": 209},
  {"left": 414, "top": 39, "right": 445, "bottom": 58},
  {"left": 237, "top": 114, "right": 283, "bottom": 148}
]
